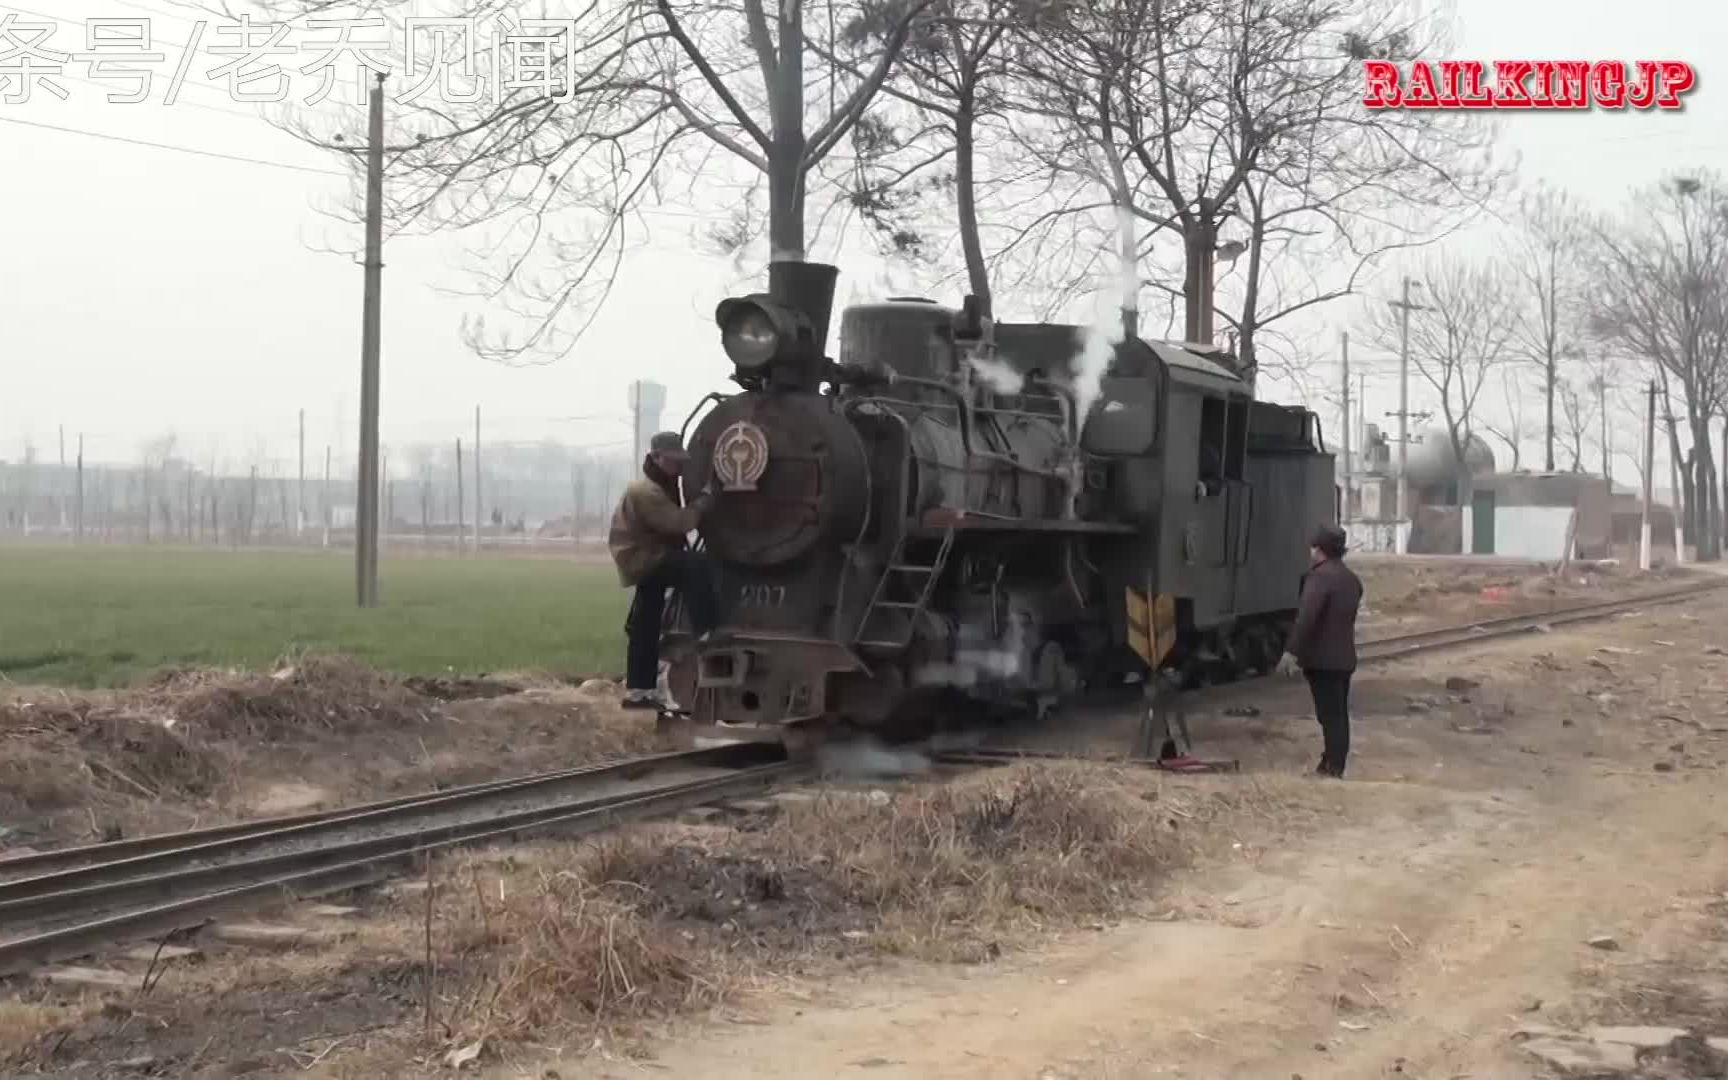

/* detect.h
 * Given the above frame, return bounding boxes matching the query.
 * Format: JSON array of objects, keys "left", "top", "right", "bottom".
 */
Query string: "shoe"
[{"left": 620, "top": 690, "right": 661, "bottom": 710}]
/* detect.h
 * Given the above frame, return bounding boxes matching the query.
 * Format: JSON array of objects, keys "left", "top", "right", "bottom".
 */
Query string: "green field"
[{"left": 0, "top": 545, "right": 629, "bottom": 687}]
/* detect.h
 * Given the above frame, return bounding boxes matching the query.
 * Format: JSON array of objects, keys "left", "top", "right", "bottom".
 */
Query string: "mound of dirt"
[
  {"left": 0, "top": 661, "right": 664, "bottom": 848},
  {"left": 0, "top": 698, "right": 221, "bottom": 818},
  {"left": 434, "top": 763, "right": 1233, "bottom": 1048},
  {"left": 169, "top": 655, "right": 426, "bottom": 742}
]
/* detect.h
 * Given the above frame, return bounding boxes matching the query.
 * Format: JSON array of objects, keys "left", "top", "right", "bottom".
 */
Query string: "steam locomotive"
[{"left": 662, "top": 261, "right": 1336, "bottom": 736}]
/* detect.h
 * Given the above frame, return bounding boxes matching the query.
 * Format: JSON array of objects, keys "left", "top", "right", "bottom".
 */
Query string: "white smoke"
[
  {"left": 968, "top": 353, "right": 1025, "bottom": 395},
  {"left": 816, "top": 735, "right": 933, "bottom": 780},
  {"left": 1068, "top": 204, "right": 1137, "bottom": 425},
  {"left": 912, "top": 606, "right": 1031, "bottom": 688}
]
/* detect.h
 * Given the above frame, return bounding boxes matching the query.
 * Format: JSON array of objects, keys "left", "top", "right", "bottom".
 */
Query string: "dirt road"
[{"left": 602, "top": 596, "right": 1728, "bottom": 1079}]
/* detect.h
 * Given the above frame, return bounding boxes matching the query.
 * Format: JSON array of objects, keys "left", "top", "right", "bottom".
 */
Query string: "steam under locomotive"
[{"left": 661, "top": 261, "right": 1336, "bottom": 736}]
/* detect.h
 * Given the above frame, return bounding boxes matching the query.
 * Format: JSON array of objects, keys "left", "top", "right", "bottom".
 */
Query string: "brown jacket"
[
  {"left": 607, "top": 477, "right": 712, "bottom": 587},
  {"left": 1286, "top": 557, "right": 1363, "bottom": 672}
]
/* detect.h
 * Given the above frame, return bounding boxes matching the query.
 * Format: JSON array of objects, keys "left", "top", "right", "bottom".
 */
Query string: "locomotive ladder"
[{"left": 853, "top": 528, "right": 954, "bottom": 650}]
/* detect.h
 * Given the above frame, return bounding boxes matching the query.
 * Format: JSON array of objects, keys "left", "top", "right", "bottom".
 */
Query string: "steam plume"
[
  {"left": 913, "top": 606, "right": 1031, "bottom": 688},
  {"left": 816, "top": 736, "right": 932, "bottom": 779},
  {"left": 1068, "top": 204, "right": 1137, "bottom": 423},
  {"left": 968, "top": 354, "right": 1025, "bottom": 395}
]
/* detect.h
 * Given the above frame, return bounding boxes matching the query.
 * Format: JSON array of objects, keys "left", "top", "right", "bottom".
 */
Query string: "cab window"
[{"left": 1081, "top": 376, "right": 1158, "bottom": 455}]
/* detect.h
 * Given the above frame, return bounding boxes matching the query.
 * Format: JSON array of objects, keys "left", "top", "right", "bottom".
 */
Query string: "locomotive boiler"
[{"left": 662, "top": 261, "right": 1336, "bottom": 736}]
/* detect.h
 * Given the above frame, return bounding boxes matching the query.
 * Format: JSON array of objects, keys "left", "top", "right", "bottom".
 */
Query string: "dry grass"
[
  {"left": 0, "top": 656, "right": 664, "bottom": 845},
  {"left": 165, "top": 653, "right": 429, "bottom": 743},
  {"left": 0, "top": 1000, "right": 97, "bottom": 1061},
  {"left": 0, "top": 762, "right": 1306, "bottom": 1076},
  {"left": 422, "top": 763, "right": 1274, "bottom": 1054}
]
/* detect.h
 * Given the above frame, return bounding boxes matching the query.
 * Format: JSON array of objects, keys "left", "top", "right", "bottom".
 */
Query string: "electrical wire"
[{"left": 0, "top": 114, "right": 348, "bottom": 176}]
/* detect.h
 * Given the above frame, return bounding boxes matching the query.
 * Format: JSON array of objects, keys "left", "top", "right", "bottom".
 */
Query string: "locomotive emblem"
[{"left": 713, "top": 420, "right": 769, "bottom": 491}]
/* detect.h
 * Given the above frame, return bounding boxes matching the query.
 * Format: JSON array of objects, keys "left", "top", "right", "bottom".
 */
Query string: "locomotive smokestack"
[{"left": 769, "top": 261, "right": 839, "bottom": 357}]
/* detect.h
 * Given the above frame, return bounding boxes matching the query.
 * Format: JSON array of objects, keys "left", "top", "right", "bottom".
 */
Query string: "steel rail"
[
  {"left": 0, "top": 746, "right": 746, "bottom": 881},
  {"left": 4, "top": 578, "right": 1719, "bottom": 975},
  {"left": 0, "top": 747, "right": 802, "bottom": 974},
  {"left": 0, "top": 756, "right": 781, "bottom": 923},
  {"left": 1356, "top": 577, "right": 1728, "bottom": 662}
]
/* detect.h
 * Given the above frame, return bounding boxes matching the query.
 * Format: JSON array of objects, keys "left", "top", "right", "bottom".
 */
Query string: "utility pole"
[
  {"left": 1340, "top": 331, "right": 1352, "bottom": 520},
  {"left": 1642, "top": 380, "right": 1656, "bottom": 571},
  {"left": 455, "top": 437, "right": 465, "bottom": 554},
  {"left": 571, "top": 461, "right": 584, "bottom": 543},
  {"left": 1594, "top": 375, "right": 1611, "bottom": 480},
  {"left": 58, "top": 425, "right": 65, "bottom": 531},
  {"left": 1664, "top": 394, "right": 1685, "bottom": 564},
  {"left": 322, "top": 445, "right": 332, "bottom": 549},
  {"left": 21, "top": 443, "right": 32, "bottom": 537},
  {"left": 630, "top": 381, "right": 643, "bottom": 462},
  {"left": 1388, "top": 277, "right": 1427, "bottom": 553},
  {"left": 1358, "top": 373, "right": 1367, "bottom": 464},
  {"left": 472, "top": 406, "right": 482, "bottom": 555},
  {"left": 75, "top": 433, "right": 83, "bottom": 543},
  {"left": 354, "top": 70, "right": 386, "bottom": 608},
  {"left": 297, "top": 409, "right": 306, "bottom": 538}
]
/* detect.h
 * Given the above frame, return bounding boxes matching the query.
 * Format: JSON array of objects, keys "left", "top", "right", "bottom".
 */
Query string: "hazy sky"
[{"left": 3, "top": 0, "right": 1724, "bottom": 486}]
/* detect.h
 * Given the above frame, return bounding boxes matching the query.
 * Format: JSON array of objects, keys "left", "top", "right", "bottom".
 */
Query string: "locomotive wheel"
[{"left": 1032, "top": 640, "right": 1078, "bottom": 697}]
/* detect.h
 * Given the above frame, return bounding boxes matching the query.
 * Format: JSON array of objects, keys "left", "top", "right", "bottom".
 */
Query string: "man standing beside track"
[
  {"left": 1276, "top": 525, "right": 1363, "bottom": 778},
  {"left": 608, "top": 432, "right": 724, "bottom": 711}
]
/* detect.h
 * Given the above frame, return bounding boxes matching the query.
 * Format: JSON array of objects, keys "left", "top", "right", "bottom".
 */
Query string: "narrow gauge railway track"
[
  {"left": 0, "top": 742, "right": 801, "bottom": 975},
  {"left": 935, "top": 576, "right": 1728, "bottom": 767},
  {"left": 2, "top": 577, "right": 1721, "bottom": 978},
  {"left": 1353, "top": 576, "right": 1728, "bottom": 662}
]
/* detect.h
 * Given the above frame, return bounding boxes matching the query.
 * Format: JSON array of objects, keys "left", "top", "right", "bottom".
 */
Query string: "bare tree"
[
  {"left": 814, "top": 0, "right": 1023, "bottom": 309},
  {"left": 1508, "top": 185, "right": 1588, "bottom": 471},
  {"left": 1482, "top": 368, "right": 1532, "bottom": 473},
  {"left": 1587, "top": 172, "right": 1728, "bottom": 560},
  {"left": 1555, "top": 377, "right": 1591, "bottom": 473},
  {"left": 1366, "top": 255, "right": 1519, "bottom": 505},
  {"left": 140, "top": 432, "right": 178, "bottom": 544},
  {"left": 1077, "top": 0, "right": 1498, "bottom": 377},
  {"left": 270, "top": 0, "right": 934, "bottom": 363}
]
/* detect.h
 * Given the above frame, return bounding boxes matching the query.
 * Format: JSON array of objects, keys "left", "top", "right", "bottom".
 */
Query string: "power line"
[
  {"left": 56, "top": 71, "right": 266, "bottom": 120},
  {"left": 0, "top": 114, "right": 348, "bottom": 176}
]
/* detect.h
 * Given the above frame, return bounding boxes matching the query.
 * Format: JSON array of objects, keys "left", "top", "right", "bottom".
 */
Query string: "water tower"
[
  {"left": 1405, "top": 427, "right": 1496, "bottom": 502},
  {"left": 626, "top": 380, "right": 667, "bottom": 460}
]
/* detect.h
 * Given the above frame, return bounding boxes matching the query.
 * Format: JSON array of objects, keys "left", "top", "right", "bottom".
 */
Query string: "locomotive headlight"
[
  {"left": 720, "top": 303, "right": 780, "bottom": 370},
  {"left": 716, "top": 293, "right": 815, "bottom": 372}
]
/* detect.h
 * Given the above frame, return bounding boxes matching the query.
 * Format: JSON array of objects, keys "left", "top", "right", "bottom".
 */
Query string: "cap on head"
[
  {"left": 1310, "top": 524, "right": 1348, "bottom": 559},
  {"left": 649, "top": 431, "right": 686, "bottom": 458}
]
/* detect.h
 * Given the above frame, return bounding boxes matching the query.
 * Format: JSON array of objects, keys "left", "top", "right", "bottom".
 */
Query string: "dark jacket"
[{"left": 1286, "top": 557, "right": 1363, "bottom": 672}]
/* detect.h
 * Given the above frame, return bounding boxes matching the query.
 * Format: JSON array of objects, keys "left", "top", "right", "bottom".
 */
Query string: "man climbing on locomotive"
[
  {"left": 608, "top": 432, "right": 723, "bottom": 710},
  {"left": 1276, "top": 524, "right": 1363, "bottom": 777}
]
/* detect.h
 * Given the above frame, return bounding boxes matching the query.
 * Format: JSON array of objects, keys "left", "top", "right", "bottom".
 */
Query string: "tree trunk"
[
  {"left": 1544, "top": 353, "right": 1556, "bottom": 472},
  {"left": 1660, "top": 376, "right": 1685, "bottom": 549},
  {"left": 767, "top": 2, "right": 806, "bottom": 263},
  {"left": 1116, "top": 202, "right": 1137, "bottom": 338},
  {"left": 1720, "top": 418, "right": 1728, "bottom": 554},
  {"left": 952, "top": 95, "right": 990, "bottom": 314},
  {"left": 1690, "top": 416, "right": 1720, "bottom": 559}
]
